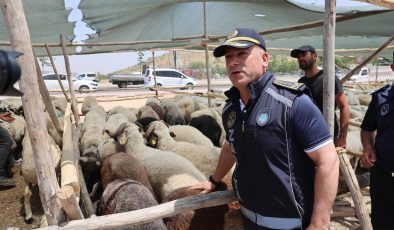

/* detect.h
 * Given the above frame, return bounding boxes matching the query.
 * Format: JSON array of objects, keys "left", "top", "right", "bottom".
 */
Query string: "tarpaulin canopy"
[
  {"left": 0, "top": 0, "right": 75, "bottom": 54},
  {"left": 1, "top": 0, "right": 393, "bottom": 56}
]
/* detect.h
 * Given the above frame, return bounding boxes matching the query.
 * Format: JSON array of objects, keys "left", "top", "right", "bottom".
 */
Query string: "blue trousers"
[{"left": 370, "top": 164, "right": 394, "bottom": 229}]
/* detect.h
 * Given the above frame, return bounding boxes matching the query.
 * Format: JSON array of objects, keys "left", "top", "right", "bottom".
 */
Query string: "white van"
[
  {"left": 76, "top": 72, "right": 98, "bottom": 82},
  {"left": 144, "top": 68, "right": 197, "bottom": 89}
]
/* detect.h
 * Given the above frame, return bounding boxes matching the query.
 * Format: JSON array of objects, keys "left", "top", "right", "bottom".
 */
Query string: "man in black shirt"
[{"left": 291, "top": 45, "right": 350, "bottom": 147}]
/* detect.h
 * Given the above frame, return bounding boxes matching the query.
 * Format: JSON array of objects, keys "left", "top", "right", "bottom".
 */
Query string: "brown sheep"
[{"left": 100, "top": 152, "right": 156, "bottom": 199}]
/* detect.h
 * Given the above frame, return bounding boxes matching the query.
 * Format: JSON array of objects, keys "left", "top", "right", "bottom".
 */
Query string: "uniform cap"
[
  {"left": 290, "top": 45, "right": 316, "bottom": 58},
  {"left": 213, "top": 28, "right": 266, "bottom": 57}
]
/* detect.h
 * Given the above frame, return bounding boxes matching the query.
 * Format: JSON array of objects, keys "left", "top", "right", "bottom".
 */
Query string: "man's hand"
[
  {"left": 361, "top": 150, "right": 376, "bottom": 168},
  {"left": 0, "top": 112, "right": 15, "bottom": 123},
  {"left": 190, "top": 180, "right": 216, "bottom": 194},
  {"left": 334, "top": 135, "right": 346, "bottom": 148}
]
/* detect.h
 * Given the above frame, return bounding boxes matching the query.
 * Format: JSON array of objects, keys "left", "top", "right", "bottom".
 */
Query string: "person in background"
[
  {"left": 0, "top": 111, "right": 15, "bottom": 188},
  {"left": 191, "top": 28, "right": 339, "bottom": 229},
  {"left": 360, "top": 51, "right": 394, "bottom": 229},
  {"left": 290, "top": 45, "right": 350, "bottom": 147}
]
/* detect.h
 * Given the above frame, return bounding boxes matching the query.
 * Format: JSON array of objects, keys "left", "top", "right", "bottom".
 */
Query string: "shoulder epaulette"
[
  {"left": 371, "top": 84, "right": 390, "bottom": 95},
  {"left": 273, "top": 79, "right": 304, "bottom": 92}
]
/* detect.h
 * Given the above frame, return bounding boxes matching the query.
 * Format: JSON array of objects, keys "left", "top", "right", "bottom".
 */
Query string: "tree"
[
  {"left": 38, "top": 57, "right": 51, "bottom": 73},
  {"left": 137, "top": 51, "right": 145, "bottom": 73}
]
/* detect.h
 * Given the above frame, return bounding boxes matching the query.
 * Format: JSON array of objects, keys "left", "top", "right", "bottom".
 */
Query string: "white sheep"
[
  {"left": 81, "top": 96, "right": 99, "bottom": 115},
  {"left": 145, "top": 121, "right": 220, "bottom": 177},
  {"left": 168, "top": 125, "right": 213, "bottom": 146},
  {"left": 107, "top": 105, "right": 137, "bottom": 122},
  {"left": 105, "top": 121, "right": 206, "bottom": 202}
]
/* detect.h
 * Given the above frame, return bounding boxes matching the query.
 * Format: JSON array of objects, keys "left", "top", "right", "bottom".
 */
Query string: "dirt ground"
[{"left": 0, "top": 92, "right": 371, "bottom": 230}]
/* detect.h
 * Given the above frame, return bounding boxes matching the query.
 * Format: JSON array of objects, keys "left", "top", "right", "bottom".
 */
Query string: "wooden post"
[
  {"left": 0, "top": 0, "right": 65, "bottom": 224},
  {"left": 33, "top": 52, "right": 63, "bottom": 135},
  {"left": 323, "top": 0, "right": 336, "bottom": 135},
  {"left": 203, "top": 2, "right": 212, "bottom": 108},
  {"left": 45, "top": 44, "right": 70, "bottom": 101},
  {"left": 337, "top": 152, "right": 373, "bottom": 229},
  {"left": 60, "top": 34, "right": 80, "bottom": 124},
  {"left": 39, "top": 190, "right": 236, "bottom": 230},
  {"left": 152, "top": 50, "right": 158, "bottom": 98}
]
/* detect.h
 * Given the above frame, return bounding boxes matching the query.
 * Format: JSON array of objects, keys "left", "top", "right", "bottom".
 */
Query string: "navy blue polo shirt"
[{"left": 361, "top": 83, "right": 394, "bottom": 172}]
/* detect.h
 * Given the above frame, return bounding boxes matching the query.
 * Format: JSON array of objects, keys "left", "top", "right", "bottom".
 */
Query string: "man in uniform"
[
  {"left": 290, "top": 45, "right": 350, "bottom": 147},
  {"left": 191, "top": 28, "right": 339, "bottom": 229},
  {"left": 360, "top": 52, "right": 394, "bottom": 229},
  {"left": 0, "top": 111, "right": 15, "bottom": 188}
]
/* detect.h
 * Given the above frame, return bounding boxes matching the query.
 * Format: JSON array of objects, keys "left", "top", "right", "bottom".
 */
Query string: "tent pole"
[
  {"left": 0, "top": 0, "right": 65, "bottom": 225},
  {"left": 152, "top": 50, "right": 158, "bottom": 98},
  {"left": 45, "top": 44, "right": 70, "bottom": 101},
  {"left": 203, "top": 2, "right": 212, "bottom": 107},
  {"left": 60, "top": 34, "right": 80, "bottom": 124}
]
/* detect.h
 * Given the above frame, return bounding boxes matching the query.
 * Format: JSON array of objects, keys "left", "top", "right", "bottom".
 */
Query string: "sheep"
[
  {"left": 97, "top": 179, "right": 167, "bottom": 230},
  {"left": 189, "top": 115, "right": 222, "bottom": 147},
  {"left": 176, "top": 98, "right": 207, "bottom": 123},
  {"left": 144, "top": 121, "right": 220, "bottom": 177},
  {"left": 135, "top": 117, "right": 158, "bottom": 130},
  {"left": 107, "top": 105, "right": 137, "bottom": 122},
  {"left": 100, "top": 152, "right": 155, "bottom": 198},
  {"left": 104, "top": 121, "right": 206, "bottom": 202},
  {"left": 21, "top": 130, "right": 61, "bottom": 222},
  {"left": 137, "top": 105, "right": 160, "bottom": 120},
  {"left": 145, "top": 98, "right": 163, "bottom": 120},
  {"left": 80, "top": 110, "right": 107, "bottom": 158},
  {"left": 89, "top": 104, "right": 107, "bottom": 120},
  {"left": 160, "top": 100, "right": 186, "bottom": 125},
  {"left": 97, "top": 138, "right": 125, "bottom": 163},
  {"left": 163, "top": 184, "right": 230, "bottom": 230},
  {"left": 190, "top": 108, "right": 225, "bottom": 146},
  {"left": 168, "top": 125, "right": 213, "bottom": 146},
  {"left": 45, "top": 112, "right": 64, "bottom": 148},
  {"left": 52, "top": 97, "right": 67, "bottom": 115},
  {"left": 81, "top": 96, "right": 99, "bottom": 115}
]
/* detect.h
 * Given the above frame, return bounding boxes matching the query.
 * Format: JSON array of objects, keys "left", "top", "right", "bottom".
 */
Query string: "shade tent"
[
  {"left": 75, "top": 0, "right": 393, "bottom": 56},
  {"left": 0, "top": 0, "right": 393, "bottom": 56},
  {"left": 0, "top": 0, "right": 75, "bottom": 54}
]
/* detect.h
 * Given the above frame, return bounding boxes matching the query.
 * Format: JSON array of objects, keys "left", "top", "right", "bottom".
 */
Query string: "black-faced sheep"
[
  {"left": 145, "top": 98, "right": 163, "bottom": 120},
  {"left": 104, "top": 121, "right": 206, "bottom": 202},
  {"left": 145, "top": 121, "right": 220, "bottom": 177},
  {"left": 137, "top": 105, "right": 160, "bottom": 120},
  {"left": 189, "top": 115, "right": 222, "bottom": 147},
  {"left": 190, "top": 108, "right": 225, "bottom": 146}
]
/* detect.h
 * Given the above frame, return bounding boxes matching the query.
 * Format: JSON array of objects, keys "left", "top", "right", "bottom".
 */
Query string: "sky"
[{"left": 51, "top": 0, "right": 377, "bottom": 75}]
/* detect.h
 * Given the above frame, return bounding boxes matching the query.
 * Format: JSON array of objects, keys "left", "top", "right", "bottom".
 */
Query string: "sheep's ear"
[
  {"left": 109, "top": 122, "right": 127, "bottom": 138},
  {"left": 147, "top": 133, "right": 158, "bottom": 148},
  {"left": 169, "top": 132, "right": 176, "bottom": 138},
  {"left": 163, "top": 121, "right": 170, "bottom": 128}
]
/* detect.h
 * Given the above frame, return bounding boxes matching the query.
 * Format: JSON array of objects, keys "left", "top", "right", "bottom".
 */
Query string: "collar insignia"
[
  {"left": 227, "top": 29, "right": 238, "bottom": 40},
  {"left": 257, "top": 109, "right": 270, "bottom": 126},
  {"left": 227, "top": 111, "right": 236, "bottom": 128},
  {"left": 381, "top": 104, "right": 389, "bottom": 116}
]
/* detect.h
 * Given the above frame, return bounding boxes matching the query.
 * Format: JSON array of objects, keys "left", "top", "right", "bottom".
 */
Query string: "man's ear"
[{"left": 262, "top": 51, "right": 269, "bottom": 67}]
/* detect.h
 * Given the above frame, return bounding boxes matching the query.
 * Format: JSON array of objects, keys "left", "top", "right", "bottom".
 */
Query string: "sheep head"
[
  {"left": 144, "top": 121, "right": 172, "bottom": 149},
  {"left": 104, "top": 114, "right": 129, "bottom": 138}
]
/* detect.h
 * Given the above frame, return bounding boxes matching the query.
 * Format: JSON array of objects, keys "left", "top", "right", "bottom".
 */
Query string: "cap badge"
[
  {"left": 381, "top": 104, "right": 389, "bottom": 116},
  {"left": 227, "top": 29, "right": 238, "bottom": 40},
  {"left": 227, "top": 111, "right": 236, "bottom": 128},
  {"left": 257, "top": 109, "right": 270, "bottom": 126}
]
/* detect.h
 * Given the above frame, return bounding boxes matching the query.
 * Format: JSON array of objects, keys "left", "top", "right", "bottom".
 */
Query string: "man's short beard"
[{"left": 299, "top": 59, "right": 314, "bottom": 71}]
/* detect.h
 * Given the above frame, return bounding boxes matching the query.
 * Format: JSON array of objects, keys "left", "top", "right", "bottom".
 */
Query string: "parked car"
[
  {"left": 75, "top": 72, "right": 99, "bottom": 82},
  {"left": 42, "top": 73, "right": 98, "bottom": 93},
  {"left": 144, "top": 68, "right": 196, "bottom": 90}
]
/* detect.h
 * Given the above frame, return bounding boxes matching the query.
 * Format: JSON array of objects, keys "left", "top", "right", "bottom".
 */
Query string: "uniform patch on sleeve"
[{"left": 273, "top": 79, "right": 304, "bottom": 92}]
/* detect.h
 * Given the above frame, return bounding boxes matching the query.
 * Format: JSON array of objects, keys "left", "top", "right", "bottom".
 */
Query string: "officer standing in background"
[
  {"left": 192, "top": 28, "right": 339, "bottom": 229},
  {"left": 290, "top": 45, "right": 350, "bottom": 147},
  {"left": 360, "top": 52, "right": 394, "bottom": 229}
]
